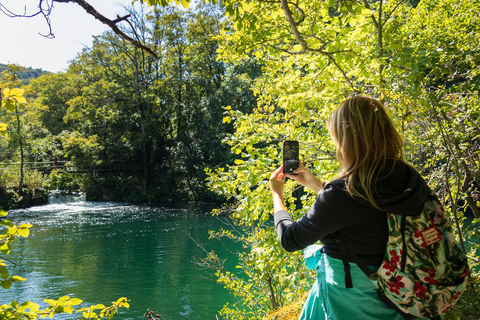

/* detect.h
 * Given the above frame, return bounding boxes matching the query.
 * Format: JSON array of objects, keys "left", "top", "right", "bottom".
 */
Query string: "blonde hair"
[{"left": 328, "top": 95, "right": 404, "bottom": 207}]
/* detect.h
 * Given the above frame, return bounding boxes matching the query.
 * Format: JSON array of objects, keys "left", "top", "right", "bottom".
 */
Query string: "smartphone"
[{"left": 283, "top": 140, "right": 299, "bottom": 175}]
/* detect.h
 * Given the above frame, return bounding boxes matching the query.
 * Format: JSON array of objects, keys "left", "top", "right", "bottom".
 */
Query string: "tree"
[
  {"left": 1, "top": 67, "right": 28, "bottom": 187},
  {"left": 26, "top": 2, "right": 260, "bottom": 202},
  {"left": 205, "top": 0, "right": 479, "bottom": 317}
]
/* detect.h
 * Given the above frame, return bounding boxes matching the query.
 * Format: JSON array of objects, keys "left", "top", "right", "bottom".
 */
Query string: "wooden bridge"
[{"left": 0, "top": 161, "right": 138, "bottom": 174}]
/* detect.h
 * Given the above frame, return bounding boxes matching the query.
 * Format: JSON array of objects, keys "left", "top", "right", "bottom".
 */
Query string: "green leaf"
[
  {"left": 4, "top": 100, "right": 14, "bottom": 111},
  {"left": 0, "top": 220, "right": 14, "bottom": 228},
  {"left": 70, "top": 298, "right": 83, "bottom": 305},
  {"left": 57, "top": 296, "right": 70, "bottom": 303},
  {"left": 19, "top": 301, "right": 40, "bottom": 310},
  {"left": 0, "top": 242, "right": 11, "bottom": 254},
  {"left": 1, "top": 280, "right": 12, "bottom": 289},
  {"left": 223, "top": 116, "right": 231, "bottom": 123},
  {"left": 0, "top": 266, "right": 9, "bottom": 279},
  {"left": 15, "top": 96, "right": 27, "bottom": 104}
]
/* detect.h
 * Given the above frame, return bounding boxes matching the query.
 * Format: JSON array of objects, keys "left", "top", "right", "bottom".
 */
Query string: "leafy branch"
[{"left": 280, "top": 0, "right": 358, "bottom": 92}]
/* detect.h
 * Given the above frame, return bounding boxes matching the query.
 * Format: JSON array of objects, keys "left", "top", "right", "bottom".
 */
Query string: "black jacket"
[{"left": 274, "top": 160, "right": 428, "bottom": 266}]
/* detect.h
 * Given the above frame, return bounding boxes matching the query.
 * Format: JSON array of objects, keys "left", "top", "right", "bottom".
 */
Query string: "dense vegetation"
[
  {"left": 0, "top": 64, "right": 49, "bottom": 85},
  {"left": 201, "top": 0, "right": 480, "bottom": 318},
  {"left": 1, "top": 0, "right": 479, "bottom": 319},
  {"left": 1, "top": 3, "right": 260, "bottom": 206}
]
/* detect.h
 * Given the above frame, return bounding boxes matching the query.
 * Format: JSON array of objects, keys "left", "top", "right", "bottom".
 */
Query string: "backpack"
[{"left": 337, "top": 190, "right": 470, "bottom": 320}]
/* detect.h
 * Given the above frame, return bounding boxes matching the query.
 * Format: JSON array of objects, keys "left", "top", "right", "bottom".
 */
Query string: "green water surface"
[{"left": 2, "top": 201, "right": 239, "bottom": 319}]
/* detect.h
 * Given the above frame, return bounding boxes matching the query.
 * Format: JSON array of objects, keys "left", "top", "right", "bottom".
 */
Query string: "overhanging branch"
[
  {"left": 0, "top": 0, "right": 158, "bottom": 59},
  {"left": 280, "top": 0, "right": 358, "bottom": 92},
  {"left": 54, "top": 0, "right": 158, "bottom": 58}
]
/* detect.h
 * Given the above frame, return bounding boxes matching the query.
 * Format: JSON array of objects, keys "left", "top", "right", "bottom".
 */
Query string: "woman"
[{"left": 269, "top": 95, "right": 428, "bottom": 319}]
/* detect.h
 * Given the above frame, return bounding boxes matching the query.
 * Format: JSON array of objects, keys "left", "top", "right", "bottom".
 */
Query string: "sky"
[{"left": 0, "top": 0, "right": 135, "bottom": 73}]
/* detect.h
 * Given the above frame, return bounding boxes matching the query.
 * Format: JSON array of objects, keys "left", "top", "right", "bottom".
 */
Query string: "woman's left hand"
[
  {"left": 269, "top": 165, "right": 287, "bottom": 214},
  {"left": 269, "top": 165, "right": 286, "bottom": 195}
]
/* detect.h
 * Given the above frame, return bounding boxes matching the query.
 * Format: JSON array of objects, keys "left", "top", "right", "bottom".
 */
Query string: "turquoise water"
[{"left": 2, "top": 201, "right": 239, "bottom": 319}]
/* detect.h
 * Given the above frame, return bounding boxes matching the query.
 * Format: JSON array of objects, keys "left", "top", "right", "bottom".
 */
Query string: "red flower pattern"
[
  {"left": 390, "top": 249, "right": 400, "bottom": 266},
  {"left": 414, "top": 281, "right": 427, "bottom": 298},
  {"left": 423, "top": 268, "right": 439, "bottom": 284},
  {"left": 382, "top": 260, "right": 396, "bottom": 276},
  {"left": 387, "top": 276, "right": 405, "bottom": 295}
]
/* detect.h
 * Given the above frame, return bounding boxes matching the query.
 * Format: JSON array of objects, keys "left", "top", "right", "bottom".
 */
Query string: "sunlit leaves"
[
  {"left": 1, "top": 88, "right": 26, "bottom": 111},
  {"left": 136, "top": 0, "right": 189, "bottom": 9},
  {"left": 1, "top": 87, "right": 27, "bottom": 137},
  {"left": 207, "top": 0, "right": 479, "bottom": 317},
  {"left": 0, "top": 211, "right": 32, "bottom": 255}
]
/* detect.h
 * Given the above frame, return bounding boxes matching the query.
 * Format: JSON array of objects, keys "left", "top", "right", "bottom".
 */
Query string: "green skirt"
[{"left": 300, "top": 245, "right": 406, "bottom": 320}]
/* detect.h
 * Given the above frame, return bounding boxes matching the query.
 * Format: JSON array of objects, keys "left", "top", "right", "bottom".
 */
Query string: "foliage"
[
  {"left": 138, "top": 0, "right": 190, "bottom": 8},
  {"left": 0, "top": 64, "right": 49, "bottom": 85},
  {"left": 19, "top": 2, "right": 260, "bottom": 201},
  {"left": 1, "top": 66, "right": 55, "bottom": 191},
  {"left": 0, "top": 209, "right": 129, "bottom": 319},
  {"left": 0, "top": 167, "right": 47, "bottom": 191},
  {"left": 0, "top": 87, "right": 26, "bottom": 140},
  {"left": 46, "top": 169, "right": 81, "bottom": 194},
  {"left": 205, "top": 0, "right": 479, "bottom": 318},
  {"left": 444, "top": 275, "right": 480, "bottom": 320},
  {"left": 199, "top": 223, "right": 312, "bottom": 319}
]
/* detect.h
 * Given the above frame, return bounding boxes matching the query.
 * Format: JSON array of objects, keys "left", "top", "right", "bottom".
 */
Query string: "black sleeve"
[{"left": 273, "top": 185, "right": 349, "bottom": 252}]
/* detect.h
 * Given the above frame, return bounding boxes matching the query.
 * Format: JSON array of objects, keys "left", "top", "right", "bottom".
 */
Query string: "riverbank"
[{"left": 0, "top": 186, "right": 48, "bottom": 210}]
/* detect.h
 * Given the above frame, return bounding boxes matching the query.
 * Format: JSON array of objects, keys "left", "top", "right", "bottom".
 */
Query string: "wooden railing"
[{"left": 0, "top": 161, "right": 138, "bottom": 174}]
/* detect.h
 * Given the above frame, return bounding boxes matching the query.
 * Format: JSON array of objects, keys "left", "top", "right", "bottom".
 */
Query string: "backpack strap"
[
  {"left": 335, "top": 233, "right": 353, "bottom": 288},
  {"left": 335, "top": 232, "right": 375, "bottom": 288},
  {"left": 400, "top": 215, "right": 408, "bottom": 272}
]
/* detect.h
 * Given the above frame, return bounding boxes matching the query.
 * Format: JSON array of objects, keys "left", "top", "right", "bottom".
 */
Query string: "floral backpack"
[{"left": 337, "top": 190, "right": 470, "bottom": 320}]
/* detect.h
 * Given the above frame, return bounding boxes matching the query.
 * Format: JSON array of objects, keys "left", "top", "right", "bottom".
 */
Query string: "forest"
[
  {"left": 1, "top": 0, "right": 479, "bottom": 319},
  {"left": 1, "top": 3, "right": 260, "bottom": 207},
  {"left": 0, "top": 64, "right": 49, "bottom": 85}
]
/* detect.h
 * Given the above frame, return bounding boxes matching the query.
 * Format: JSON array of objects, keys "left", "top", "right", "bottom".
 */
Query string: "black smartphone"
[{"left": 283, "top": 140, "right": 299, "bottom": 175}]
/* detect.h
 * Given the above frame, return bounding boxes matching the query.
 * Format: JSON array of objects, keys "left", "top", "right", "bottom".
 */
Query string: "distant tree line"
[
  {"left": 0, "top": 63, "right": 50, "bottom": 85},
  {"left": 0, "top": 2, "right": 260, "bottom": 203}
]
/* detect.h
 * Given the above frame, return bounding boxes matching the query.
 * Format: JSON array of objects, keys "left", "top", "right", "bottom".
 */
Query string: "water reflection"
[{"left": 2, "top": 202, "right": 237, "bottom": 319}]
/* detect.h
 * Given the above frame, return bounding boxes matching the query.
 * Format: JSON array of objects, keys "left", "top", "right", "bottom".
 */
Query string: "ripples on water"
[{"left": 2, "top": 201, "right": 238, "bottom": 320}]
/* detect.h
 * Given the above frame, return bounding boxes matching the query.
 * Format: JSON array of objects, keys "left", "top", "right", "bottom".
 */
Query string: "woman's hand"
[
  {"left": 269, "top": 165, "right": 287, "bottom": 214},
  {"left": 285, "top": 160, "right": 323, "bottom": 194},
  {"left": 269, "top": 165, "right": 286, "bottom": 196}
]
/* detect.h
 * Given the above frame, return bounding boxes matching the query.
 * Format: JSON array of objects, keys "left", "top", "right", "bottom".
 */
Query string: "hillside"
[{"left": 0, "top": 63, "right": 50, "bottom": 84}]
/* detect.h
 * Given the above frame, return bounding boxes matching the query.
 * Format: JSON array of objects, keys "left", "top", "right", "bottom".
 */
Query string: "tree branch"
[
  {"left": 383, "top": 0, "right": 407, "bottom": 27},
  {"left": 280, "top": 0, "right": 307, "bottom": 50},
  {"left": 280, "top": 0, "right": 358, "bottom": 92},
  {"left": 54, "top": 0, "right": 158, "bottom": 58},
  {"left": 362, "top": 0, "right": 379, "bottom": 28},
  {"left": 0, "top": 0, "right": 158, "bottom": 58}
]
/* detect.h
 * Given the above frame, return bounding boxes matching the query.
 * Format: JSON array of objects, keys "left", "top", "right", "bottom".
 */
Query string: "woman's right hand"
[{"left": 285, "top": 160, "right": 323, "bottom": 194}]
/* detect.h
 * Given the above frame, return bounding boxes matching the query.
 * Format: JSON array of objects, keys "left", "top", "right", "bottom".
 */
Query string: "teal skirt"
[{"left": 300, "top": 245, "right": 406, "bottom": 320}]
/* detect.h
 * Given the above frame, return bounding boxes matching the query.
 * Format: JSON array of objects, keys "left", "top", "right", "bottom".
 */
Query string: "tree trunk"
[{"left": 15, "top": 103, "right": 24, "bottom": 188}]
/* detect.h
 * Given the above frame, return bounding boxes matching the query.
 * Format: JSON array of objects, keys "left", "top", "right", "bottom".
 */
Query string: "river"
[{"left": 1, "top": 201, "right": 239, "bottom": 319}]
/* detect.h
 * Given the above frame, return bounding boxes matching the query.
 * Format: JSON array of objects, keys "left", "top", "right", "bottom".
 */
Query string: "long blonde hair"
[{"left": 328, "top": 95, "right": 404, "bottom": 207}]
